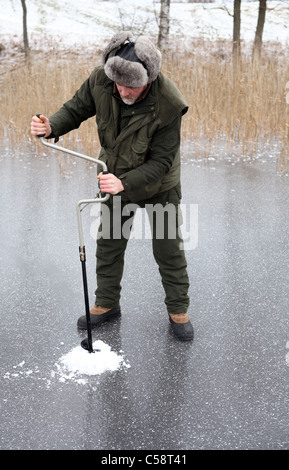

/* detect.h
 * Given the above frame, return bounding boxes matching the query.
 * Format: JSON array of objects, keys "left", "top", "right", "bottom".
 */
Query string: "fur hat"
[{"left": 103, "top": 31, "right": 162, "bottom": 87}]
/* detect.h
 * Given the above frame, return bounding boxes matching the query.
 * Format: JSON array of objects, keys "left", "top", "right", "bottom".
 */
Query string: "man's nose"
[{"left": 120, "top": 87, "right": 130, "bottom": 97}]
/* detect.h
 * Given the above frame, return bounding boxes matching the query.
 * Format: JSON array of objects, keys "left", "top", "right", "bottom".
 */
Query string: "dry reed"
[{"left": 1, "top": 39, "right": 289, "bottom": 167}]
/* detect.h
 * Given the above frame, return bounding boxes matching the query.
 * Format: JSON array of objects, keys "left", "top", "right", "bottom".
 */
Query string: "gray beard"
[{"left": 120, "top": 96, "right": 136, "bottom": 105}]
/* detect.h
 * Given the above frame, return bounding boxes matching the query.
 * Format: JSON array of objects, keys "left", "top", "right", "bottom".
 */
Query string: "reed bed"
[{"left": 1, "top": 39, "right": 289, "bottom": 169}]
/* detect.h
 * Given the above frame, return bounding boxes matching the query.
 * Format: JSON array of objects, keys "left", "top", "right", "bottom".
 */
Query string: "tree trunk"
[
  {"left": 233, "top": 0, "right": 241, "bottom": 60},
  {"left": 253, "top": 0, "right": 267, "bottom": 58},
  {"left": 158, "top": 0, "right": 170, "bottom": 53},
  {"left": 21, "top": 0, "right": 29, "bottom": 57}
]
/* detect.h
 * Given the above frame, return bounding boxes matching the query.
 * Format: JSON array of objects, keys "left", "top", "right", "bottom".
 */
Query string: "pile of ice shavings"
[{"left": 54, "top": 340, "right": 130, "bottom": 385}]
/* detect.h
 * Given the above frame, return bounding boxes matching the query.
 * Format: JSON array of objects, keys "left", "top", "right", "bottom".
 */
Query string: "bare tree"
[
  {"left": 233, "top": 0, "right": 241, "bottom": 60},
  {"left": 20, "top": 0, "right": 29, "bottom": 57},
  {"left": 158, "top": 0, "right": 170, "bottom": 52},
  {"left": 222, "top": 0, "right": 241, "bottom": 59},
  {"left": 253, "top": 0, "right": 267, "bottom": 58},
  {"left": 116, "top": 0, "right": 150, "bottom": 36}
]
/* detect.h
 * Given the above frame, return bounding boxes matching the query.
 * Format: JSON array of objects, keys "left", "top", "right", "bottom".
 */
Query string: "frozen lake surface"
[{"left": 1, "top": 141, "right": 289, "bottom": 450}]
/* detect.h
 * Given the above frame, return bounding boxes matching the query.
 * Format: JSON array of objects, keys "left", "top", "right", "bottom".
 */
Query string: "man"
[{"left": 31, "top": 31, "right": 194, "bottom": 341}]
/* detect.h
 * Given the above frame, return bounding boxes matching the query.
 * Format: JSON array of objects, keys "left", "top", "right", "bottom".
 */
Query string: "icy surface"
[{"left": 1, "top": 148, "right": 289, "bottom": 449}]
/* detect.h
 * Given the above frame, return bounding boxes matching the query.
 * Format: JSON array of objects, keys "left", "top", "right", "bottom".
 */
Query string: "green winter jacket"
[{"left": 49, "top": 66, "right": 188, "bottom": 203}]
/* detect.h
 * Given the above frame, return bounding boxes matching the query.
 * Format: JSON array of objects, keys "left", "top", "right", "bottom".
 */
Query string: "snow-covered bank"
[{"left": 1, "top": 0, "right": 289, "bottom": 48}]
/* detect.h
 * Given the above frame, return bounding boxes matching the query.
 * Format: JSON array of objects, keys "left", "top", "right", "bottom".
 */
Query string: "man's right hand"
[{"left": 31, "top": 114, "right": 52, "bottom": 138}]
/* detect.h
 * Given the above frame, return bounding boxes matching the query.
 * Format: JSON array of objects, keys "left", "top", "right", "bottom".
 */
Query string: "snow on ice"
[{"left": 3, "top": 341, "right": 131, "bottom": 387}]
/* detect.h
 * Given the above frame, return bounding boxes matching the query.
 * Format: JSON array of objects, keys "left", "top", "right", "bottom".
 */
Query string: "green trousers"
[{"left": 95, "top": 186, "right": 190, "bottom": 313}]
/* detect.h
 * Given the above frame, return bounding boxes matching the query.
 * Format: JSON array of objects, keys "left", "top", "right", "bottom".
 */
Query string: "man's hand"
[
  {"left": 98, "top": 172, "right": 124, "bottom": 195},
  {"left": 31, "top": 114, "right": 52, "bottom": 138}
]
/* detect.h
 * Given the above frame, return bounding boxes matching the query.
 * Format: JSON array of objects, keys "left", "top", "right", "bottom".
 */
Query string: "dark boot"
[
  {"left": 77, "top": 305, "right": 121, "bottom": 330},
  {"left": 169, "top": 313, "right": 194, "bottom": 341}
]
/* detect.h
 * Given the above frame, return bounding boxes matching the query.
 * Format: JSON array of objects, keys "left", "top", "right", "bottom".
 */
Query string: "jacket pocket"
[{"left": 131, "top": 140, "right": 150, "bottom": 168}]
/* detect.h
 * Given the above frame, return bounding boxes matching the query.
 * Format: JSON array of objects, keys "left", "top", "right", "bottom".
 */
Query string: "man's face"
[{"left": 116, "top": 83, "right": 148, "bottom": 105}]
